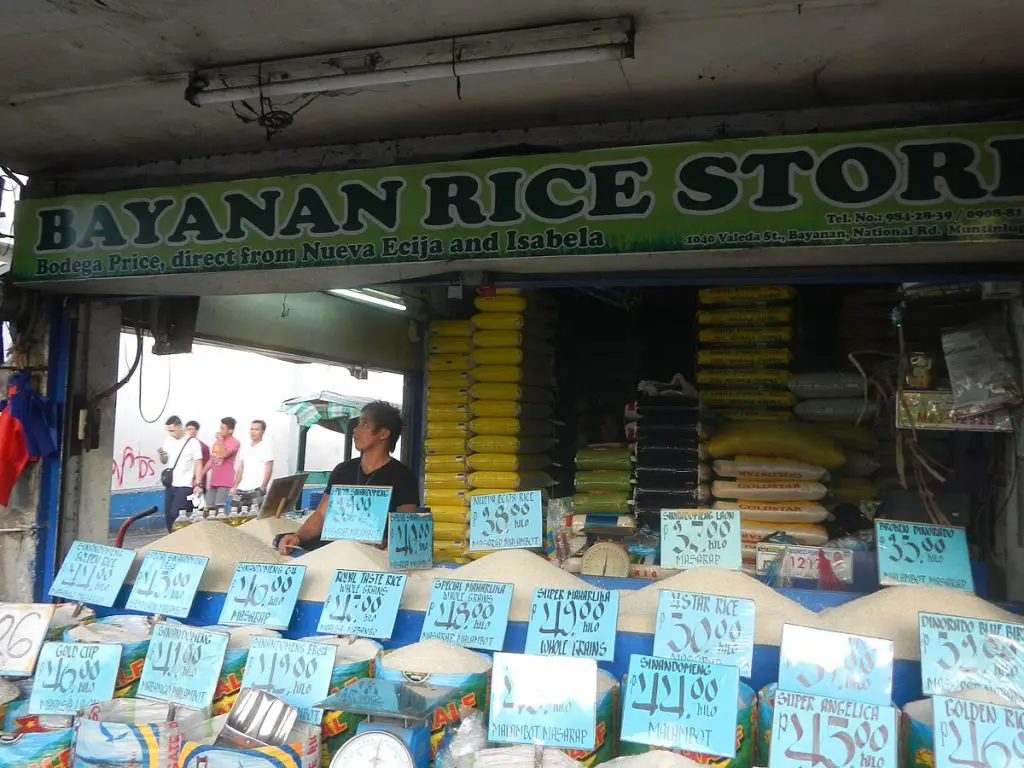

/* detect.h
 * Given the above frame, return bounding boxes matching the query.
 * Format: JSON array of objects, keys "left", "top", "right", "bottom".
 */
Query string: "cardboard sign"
[
  {"left": 420, "top": 578, "right": 513, "bottom": 651},
  {"left": 219, "top": 563, "right": 306, "bottom": 629},
  {"left": 29, "top": 642, "right": 121, "bottom": 715},
  {"left": 241, "top": 636, "right": 335, "bottom": 724},
  {"left": 316, "top": 570, "right": 407, "bottom": 639},
  {"left": 932, "top": 695, "right": 1024, "bottom": 768},
  {"left": 660, "top": 509, "right": 741, "bottom": 570},
  {"left": 125, "top": 551, "right": 208, "bottom": 618},
  {"left": 525, "top": 588, "right": 619, "bottom": 662},
  {"left": 470, "top": 490, "right": 543, "bottom": 551},
  {"left": 137, "top": 623, "right": 229, "bottom": 709},
  {"left": 876, "top": 520, "right": 973, "bottom": 592},
  {"left": 653, "top": 590, "right": 755, "bottom": 676},
  {"left": 388, "top": 512, "right": 433, "bottom": 570},
  {"left": 919, "top": 612, "right": 1024, "bottom": 704},
  {"left": 0, "top": 602, "right": 55, "bottom": 677},
  {"left": 322, "top": 485, "right": 392, "bottom": 543},
  {"left": 779, "top": 625, "right": 894, "bottom": 707},
  {"left": 49, "top": 541, "right": 136, "bottom": 607}
]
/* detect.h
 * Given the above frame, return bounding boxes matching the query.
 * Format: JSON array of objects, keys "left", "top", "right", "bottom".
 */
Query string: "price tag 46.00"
[
  {"left": 779, "top": 625, "right": 894, "bottom": 707},
  {"left": 421, "top": 578, "right": 513, "bottom": 652},
  {"left": 0, "top": 602, "right": 56, "bottom": 677},
  {"left": 49, "top": 541, "right": 137, "bottom": 608},
  {"left": 653, "top": 590, "right": 755, "bottom": 676},
  {"left": 388, "top": 512, "right": 433, "bottom": 570},
  {"left": 219, "top": 563, "right": 306, "bottom": 630},
  {"left": 469, "top": 491, "right": 543, "bottom": 552},
  {"left": 933, "top": 695, "right": 1024, "bottom": 768},
  {"left": 125, "top": 551, "right": 208, "bottom": 618},
  {"left": 240, "top": 636, "right": 335, "bottom": 724},
  {"left": 29, "top": 642, "right": 122, "bottom": 715},
  {"left": 876, "top": 520, "right": 974, "bottom": 592},
  {"left": 137, "top": 623, "right": 230, "bottom": 710},
  {"left": 316, "top": 570, "right": 408, "bottom": 640},
  {"left": 660, "top": 509, "right": 741, "bottom": 571},
  {"left": 525, "top": 587, "right": 619, "bottom": 662}
]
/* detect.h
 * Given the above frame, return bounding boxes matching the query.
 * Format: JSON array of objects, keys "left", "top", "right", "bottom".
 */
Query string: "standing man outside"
[
  {"left": 185, "top": 420, "right": 211, "bottom": 491},
  {"left": 205, "top": 417, "right": 240, "bottom": 510},
  {"left": 158, "top": 415, "right": 204, "bottom": 531},
  {"left": 277, "top": 401, "right": 419, "bottom": 554},
  {"left": 232, "top": 419, "right": 274, "bottom": 507}
]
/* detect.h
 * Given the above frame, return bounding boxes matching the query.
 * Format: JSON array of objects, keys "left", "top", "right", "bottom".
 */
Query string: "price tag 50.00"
[
  {"left": 29, "top": 642, "right": 122, "bottom": 715},
  {"left": 316, "top": 570, "right": 407, "bottom": 640},
  {"left": 933, "top": 695, "right": 1024, "bottom": 768},
  {"left": 653, "top": 590, "right": 755, "bottom": 676},
  {"left": 0, "top": 602, "right": 55, "bottom": 677}
]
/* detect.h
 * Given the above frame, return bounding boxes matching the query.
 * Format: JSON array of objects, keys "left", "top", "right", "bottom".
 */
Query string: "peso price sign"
[
  {"left": 779, "top": 625, "right": 894, "bottom": 707},
  {"left": 470, "top": 490, "right": 543, "bottom": 551},
  {"left": 29, "top": 642, "right": 121, "bottom": 715},
  {"left": 388, "top": 512, "right": 433, "bottom": 570},
  {"left": 660, "top": 509, "right": 741, "bottom": 570},
  {"left": 525, "top": 587, "right": 619, "bottom": 662},
  {"left": 876, "top": 520, "right": 973, "bottom": 592},
  {"left": 621, "top": 654, "right": 740, "bottom": 758},
  {"left": 653, "top": 590, "right": 755, "bottom": 676},
  {"left": 421, "top": 578, "right": 513, "bottom": 651},
  {"left": 933, "top": 695, "right": 1024, "bottom": 768},
  {"left": 219, "top": 563, "right": 306, "bottom": 630},
  {"left": 125, "top": 551, "right": 208, "bottom": 618},
  {"left": 317, "top": 569, "right": 408, "bottom": 639},
  {"left": 488, "top": 652, "right": 597, "bottom": 752},
  {"left": 241, "top": 635, "right": 334, "bottom": 724},
  {"left": 769, "top": 689, "right": 897, "bottom": 768},
  {"left": 919, "top": 612, "right": 1024, "bottom": 704},
  {"left": 49, "top": 541, "right": 136, "bottom": 607},
  {"left": 322, "top": 485, "right": 392, "bottom": 544},
  {"left": 0, "top": 602, "right": 55, "bottom": 677},
  {"left": 137, "top": 623, "right": 229, "bottom": 709}
]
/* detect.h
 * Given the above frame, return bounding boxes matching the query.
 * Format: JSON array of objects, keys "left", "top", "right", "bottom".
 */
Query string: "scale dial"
[
  {"left": 330, "top": 730, "right": 415, "bottom": 768},
  {"left": 580, "top": 542, "right": 630, "bottom": 577}
]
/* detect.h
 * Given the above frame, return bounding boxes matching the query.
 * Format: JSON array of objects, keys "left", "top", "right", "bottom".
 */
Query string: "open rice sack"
[
  {"left": 0, "top": 729, "right": 73, "bottom": 768},
  {"left": 65, "top": 615, "right": 176, "bottom": 698},
  {"left": 74, "top": 698, "right": 208, "bottom": 768},
  {"left": 202, "top": 625, "right": 281, "bottom": 716},
  {"left": 178, "top": 717, "right": 321, "bottom": 768}
]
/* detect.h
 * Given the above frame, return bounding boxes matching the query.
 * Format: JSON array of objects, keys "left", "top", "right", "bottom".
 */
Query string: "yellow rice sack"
[
  {"left": 713, "top": 456, "right": 828, "bottom": 482},
  {"left": 432, "top": 506, "right": 470, "bottom": 524},
  {"left": 701, "top": 390, "right": 797, "bottom": 408},
  {"left": 427, "top": 354, "right": 472, "bottom": 372},
  {"left": 470, "top": 383, "right": 554, "bottom": 403},
  {"left": 812, "top": 424, "right": 880, "bottom": 452},
  {"left": 467, "top": 454, "right": 551, "bottom": 472},
  {"left": 471, "top": 348, "right": 552, "bottom": 367},
  {"left": 707, "top": 422, "right": 846, "bottom": 469},
  {"left": 699, "top": 285, "right": 796, "bottom": 305},
  {"left": 697, "top": 369, "right": 792, "bottom": 388},
  {"left": 434, "top": 522, "right": 470, "bottom": 540},
  {"left": 474, "top": 294, "right": 555, "bottom": 316},
  {"left": 698, "top": 348, "right": 794, "bottom": 367},
  {"left": 712, "top": 479, "right": 828, "bottom": 502},
  {"left": 429, "top": 371, "right": 472, "bottom": 388},
  {"left": 720, "top": 410, "right": 794, "bottom": 421},
  {"left": 698, "top": 327, "right": 793, "bottom": 344},
  {"left": 697, "top": 307, "right": 794, "bottom": 325},
  {"left": 424, "top": 455, "right": 468, "bottom": 472},
  {"left": 424, "top": 488, "right": 470, "bottom": 507},
  {"left": 470, "top": 366, "right": 553, "bottom": 386},
  {"left": 468, "top": 436, "right": 556, "bottom": 454},
  {"left": 741, "top": 520, "right": 828, "bottom": 556},
  {"left": 425, "top": 438, "right": 469, "bottom": 455},
  {"left": 829, "top": 477, "right": 880, "bottom": 504},
  {"left": 429, "top": 337, "right": 472, "bottom": 355},
  {"left": 433, "top": 540, "right": 469, "bottom": 557},
  {"left": 430, "top": 320, "right": 472, "bottom": 337},
  {"left": 427, "top": 388, "right": 471, "bottom": 405},
  {"left": 427, "top": 421, "right": 469, "bottom": 439},
  {"left": 471, "top": 313, "right": 552, "bottom": 334},
  {"left": 468, "top": 471, "right": 553, "bottom": 490},
  {"left": 470, "top": 400, "right": 553, "bottom": 419},
  {"left": 424, "top": 472, "right": 470, "bottom": 489},
  {"left": 427, "top": 404, "right": 470, "bottom": 421},
  {"left": 470, "top": 418, "right": 554, "bottom": 437},
  {"left": 713, "top": 499, "right": 829, "bottom": 523}
]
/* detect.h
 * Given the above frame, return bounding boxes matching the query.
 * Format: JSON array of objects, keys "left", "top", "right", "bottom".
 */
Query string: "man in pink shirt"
[{"left": 204, "top": 417, "right": 240, "bottom": 510}]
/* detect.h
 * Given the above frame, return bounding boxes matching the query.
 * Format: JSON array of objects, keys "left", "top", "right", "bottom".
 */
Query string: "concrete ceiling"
[{"left": 2, "top": 0, "right": 1023, "bottom": 175}]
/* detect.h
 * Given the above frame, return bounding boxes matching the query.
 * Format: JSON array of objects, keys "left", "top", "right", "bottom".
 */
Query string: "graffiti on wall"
[{"left": 112, "top": 445, "right": 157, "bottom": 488}]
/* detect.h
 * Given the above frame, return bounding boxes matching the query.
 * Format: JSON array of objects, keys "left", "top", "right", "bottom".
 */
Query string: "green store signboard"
[{"left": 12, "top": 121, "right": 1024, "bottom": 283}]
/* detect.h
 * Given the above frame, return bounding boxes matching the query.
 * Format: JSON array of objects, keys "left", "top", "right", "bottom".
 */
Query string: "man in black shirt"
[{"left": 277, "top": 401, "right": 420, "bottom": 554}]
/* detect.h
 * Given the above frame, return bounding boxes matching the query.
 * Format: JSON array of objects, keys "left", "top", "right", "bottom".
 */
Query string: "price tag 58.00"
[
  {"left": 0, "top": 602, "right": 56, "bottom": 677},
  {"left": 933, "top": 695, "right": 1024, "bottom": 768},
  {"left": 470, "top": 491, "right": 543, "bottom": 551}
]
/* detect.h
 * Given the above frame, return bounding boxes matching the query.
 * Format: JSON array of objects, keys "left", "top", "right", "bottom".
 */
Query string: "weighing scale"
[{"left": 315, "top": 678, "right": 460, "bottom": 768}]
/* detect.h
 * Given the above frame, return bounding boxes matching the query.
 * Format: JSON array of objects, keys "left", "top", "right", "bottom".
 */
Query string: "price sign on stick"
[
  {"left": 421, "top": 578, "right": 513, "bottom": 651},
  {"left": 933, "top": 695, "right": 1024, "bottom": 768},
  {"left": 219, "top": 563, "right": 306, "bottom": 630},
  {"left": 653, "top": 590, "right": 755, "bottom": 676},
  {"left": 49, "top": 541, "right": 136, "bottom": 607},
  {"left": 769, "top": 689, "right": 898, "bottom": 768},
  {"left": 621, "top": 654, "right": 740, "bottom": 758},
  {"left": 138, "top": 623, "right": 229, "bottom": 710},
  {"left": 525, "top": 587, "right": 619, "bottom": 662},
  {"left": 488, "top": 652, "right": 597, "bottom": 752},
  {"left": 388, "top": 512, "right": 433, "bottom": 570},
  {"left": 241, "top": 636, "right": 334, "bottom": 724},
  {"left": 779, "top": 625, "right": 894, "bottom": 707},
  {"left": 126, "top": 551, "right": 208, "bottom": 618},
  {"left": 30, "top": 642, "right": 121, "bottom": 715},
  {"left": 470, "top": 490, "right": 543, "bottom": 551},
  {"left": 322, "top": 485, "right": 392, "bottom": 543},
  {"left": 660, "top": 509, "right": 742, "bottom": 570},
  {"left": 876, "top": 520, "right": 973, "bottom": 592},
  {"left": 317, "top": 570, "right": 407, "bottom": 639},
  {"left": 0, "top": 602, "right": 55, "bottom": 677},
  {"left": 919, "top": 612, "right": 1024, "bottom": 704}
]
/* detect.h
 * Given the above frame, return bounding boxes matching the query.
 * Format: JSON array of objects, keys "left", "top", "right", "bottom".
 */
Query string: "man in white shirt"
[
  {"left": 232, "top": 419, "right": 274, "bottom": 504},
  {"left": 157, "top": 415, "right": 204, "bottom": 531}
]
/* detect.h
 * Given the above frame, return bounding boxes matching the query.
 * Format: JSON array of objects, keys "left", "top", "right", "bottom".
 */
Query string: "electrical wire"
[
  {"left": 88, "top": 327, "right": 143, "bottom": 406},
  {"left": 138, "top": 339, "right": 171, "bottom": 424}
]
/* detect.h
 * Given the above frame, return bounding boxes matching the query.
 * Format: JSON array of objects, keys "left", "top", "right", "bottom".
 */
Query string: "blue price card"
[
  {"left": 218, "top": 562, "right": 306, "bottom": 630},
  {"left": 933, "top": 695, "right": 1024, "bottom": 767},
  {"left": 876, "top": 520, "right": 974, "bottom": 592},
  {"left": 420, "top": 578, "right": 513, "bottom": 651},
  {"left": 769, "top": 689, "right": 898, "bottom": 768},
  {"left": 317, "top": 569, "right": 408, "bottom": 639},
  {"left": 125, "top": 550, "right": 208, "bottom": 618},
  {"left": 469, "top": 490, "right": 543, "bottom": 551},
  {"left": 621, "top": 654, "right": 740, "bottom": 758},
  {"left": 488, "top": 652, "right": 597, "bottom": 751},
  {"left": 653, "top": 590, "right": 755, "bottom": 677},
  {"left": 524, "top": 587, "right": 619, "bottom": 662},
  {"left": 388, "top": 512, "right": 433, "bottom": 570},
  {"left": 241, "top": 635, "right": 335, "bottom": 724},
  {"left": 919, "top": 612, "right": 1024, "bottom": 702},
  {"left": 778, "top": 624, "right": 894, "bottom": 707},
  {"left": 322, "top": 485, "right": 392, "bottom": 543},
  {"left": 29, "top": 642, "right": 122, "bottom": 715},
  {"left": 660, "top": 509, "right": 741, "bottom": 570},
  {"left": 49, "top": 541, "right": 136, "bottom": 607},
  {"left": 137, "top": 623, "right": 229, "bottom": 710}
]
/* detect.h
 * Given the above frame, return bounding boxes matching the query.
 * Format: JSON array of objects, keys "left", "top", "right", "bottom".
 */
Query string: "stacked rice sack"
[
  {"left": 424, "top": 318, "right": 476, "bottom": 563},
  {"left": 696, "top": 285, "right": 797, "bottom": 421},
  {"left": 573, "top": 444, "right": 632, "bottom": 516}
]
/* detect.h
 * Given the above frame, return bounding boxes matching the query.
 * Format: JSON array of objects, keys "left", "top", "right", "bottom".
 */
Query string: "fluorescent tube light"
[{"left": 329, "top": 288, "right": 407, "bottom": 311}]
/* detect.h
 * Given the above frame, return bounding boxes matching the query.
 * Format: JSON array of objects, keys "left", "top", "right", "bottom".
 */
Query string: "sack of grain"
[
  {"left": 428, "top": 370, "right": 473, "bottom": 389},
  {"left": 427, "top": 421, "right": 470, "bottom": 439},
  {"left": 424, "top": 472, "right": 470, "bottom": 489},
  {"left": 576, "top": 445, "right": 632, "bottom": 471},
  {"left": 698, "top": 348, "right": 794, "bottom": 367},
  {"left": 202, "top": 625, "right": 281, "bottom": 715},
  {"left": 426, "top": 437, "right": 470, "bottom": 455},
  {"left": 697, "top": 369, "right": 791, "bottom": 388},
  {"left": 178, "top": 717, "right": 321, "bottom": 768},
  {"left": 756, "top": 683, "right": 776, "bottom": 764},
  {"left": 740, "top": 520, "right": 828, "bottom": 558},
  {"left": 424, "top": 488, "right": 470, "bottom": 508},
  {"left": 713, "top": 500, "right": 829, "bottom": 523},
  {"left": 719, "top": 409, "right": 795, "bottom": 421},
  {"left": 811, "top": 423, "right": 880, "bottom": 452},
  {"left": 426, "top": 403, "right": 471, "bottom": 421},
  {"left": 828, "top": 477, "right": 880, "bottom": 504},
  {"left": 632, "top": 486, "right": 711, "bottom": 512},
  {"left": 46, "top": 603, "right": 96, "bottom": 641},
  {"left": 432, "top": 506, "right": 471, "bottom": 524},
  {"left": 713, "top": 456, "right": 828, "bottom": 482},
  {"left": 470, "top": 382, "right": 555, "bottom": 403},
  {"left": 697, "top": 307, "right": 794, "bottom": 326},
  {"left": 833, "top": 451, "right": 880, "bottom": 478},
  {"left": 430, "top": 319, "right": 472, "bottom": 337},
  {"left": 471, "top": 312, "right": 553, "bottom": 335},
  {"left": 434, "top": 521, "right": 470, "bottom": 540},
  {"left": 699, "top": 285, "right": 796, "bottom": 305},
  {"left": 707, "top": 422, "right": 846, "bottom": 469},
  {"left": 468, "top": 470, "right": 553, "bottom": 490},
  {"left": 469, "top": 418, "right": 554, "bottom": 437},
  {"left": 713, "top": 480, "right": 827, "bottom": 502},
  {"left": 470, "top": 365, "right": 554, "bottom": 386},
  {"left": 0, "top": 728, "right": 72, "bottom": 768},
  {"left": 66, "top": 615, "right": 178, "bottom": 698},
  {"left": 795, "top": 398, "right": 878, "bottom": 423},
  {"left": 433, "top": 540, "right": 470, "bottom": 560},
  {"left": 698, "top": 327, "right": 793, "bottom": 345},
  {"left": 427, "top": 387, "right": 472, "bottom": 405},
  {"left": 571, "top": 493, "right": 630, "bottom": 515},
  {"left": 74, "top": 698, "right": 207, "bottom": 768},
  {"left": 425, "top": 454, "right": 469, "bottom": 472},
  {"left": 472, "top": 347, "right": 553, "bottom": 367},
  {"left": 559, "top": 670, "right": 620, "bottom": 766},
  {"left": 633, "top": 466, "right": 710, "bottom": 490},
  {"left": 427, "top": 354, "right": 473, "bottom": 372},
  {"left": 428, "top": 336, "right": 472, "bottom": 355},
  {"left": 474, "top": 294, "right": 556, "bottom": 317},
  {"left": 634, "top": 444, "right": 706, "bottom": 469},
  {"left": 788, "top": 372, "right": 865, "bottom": 399},
  {"left": 701, "top": 390, "right": 797, "bottom": 409},
  {"left": 470, "top": 400, "right": 553, "bottom": 419},
  {"left": 2, "top": 690, "right": 72, "bottom": 737},
  {"left": 575, "top": 470, "right": 632, "bottom": 493},
  {"left": 467, "top": 453, "right": 551, "bottom": 472}
]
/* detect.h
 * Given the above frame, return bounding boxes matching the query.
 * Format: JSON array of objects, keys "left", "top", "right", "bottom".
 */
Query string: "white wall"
[{"left": 111, "top": 332, "right": 404, "bottom": 493}]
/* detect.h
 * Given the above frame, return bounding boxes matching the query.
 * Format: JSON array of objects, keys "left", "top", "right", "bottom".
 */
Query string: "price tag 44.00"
[{"left": 0, "top": 602, "right": 55, "bottom": 677}]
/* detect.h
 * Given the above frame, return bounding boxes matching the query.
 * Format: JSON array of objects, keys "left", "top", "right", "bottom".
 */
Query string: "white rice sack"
[
  {"left": 795, "top": 398, "right": 878, "bottom": 424},
  {"left": 713, "top": 456, "right": 828, "bottom": 482},
  {"left": 712, "top": 479, "right": 827, "bottom": 502},
  {"left": 788, "top": 372, "right": 865, "bottom": 400},
  {"left": 469, "top": 746, "right": 585, "bottom": 767},
  {"left": 834, "top": 451, "right": 880, "bottom": 477}
]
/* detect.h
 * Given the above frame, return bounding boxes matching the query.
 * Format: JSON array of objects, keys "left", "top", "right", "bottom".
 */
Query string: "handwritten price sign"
[
  {"left": 29, "top": 642, "right": 121, "bottom": 715},
  {"left": 920, "top": 613, "right": 1024, "bottom": 703},
  {"left": 470, "top": 490, "right": 543, "bottom": 551},
  {"left": 525, "top": 588, "right": 619, "bottom": 662},
  {"left": 933, "top": 695, "right": 1024, "bottom": 768},
  {"left": 219, "top": 563, "right": 305, "bottom": 629},
  {"left": 488, "top": 652, "right": 597, "bottom": 751},
  {"left": 241, "top": 636, "right": 334, "bottom": 724},
  {"left": 621, "top": 654, "right": 740, "bottom": 758},
  {"left": 137, "top": 623, "right": 229, "bottom": 709},
  {"left": 388, "top": 512, "right": 433, "bottom": 570},
  {"left": 49, "top": 541, "right": 136, "bottom": 607},
  {"left": 0, "top": 602, "right": 55, "bottom": 677},
  {"left": 322, "top": 485, "right": 392, "bottom": 543},
  {"left": 779, "top": 625, "right": 894, "bottom": 707},
  {"left": 125, "top": 550, "right": 208, "bottom": 618},
  {"left": 317, "top": 570, "right": 407, "bottom": 639},
  {"left": 769, "top": 689, "right": 897, "bottom": 768},
  {"left": 660, "top": 509, "right": 741, "bottom": 570},
  {"left": 876, "top": 520, "right": 973, "bottom": 592},
  {"left": 653, "top": 590, "right": 755, "bottom": 676},
  {"left": 421, "top": 578, "right": 513, "bottom": 651}
]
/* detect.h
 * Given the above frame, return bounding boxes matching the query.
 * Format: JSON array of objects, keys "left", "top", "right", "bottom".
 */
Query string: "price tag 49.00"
[
  {"left": 660, "top": 509, "right": 741, "bottom": 571},
  {"left": 470, "top": 491, "right": 543, "bottom": 551},
  {"left": 316, "top": 570, "right": 408, "bottom": 640},
  {"left": 933, "top": 695, "right": 1024, "bottom": 768},
  {"left": 241, "top": 636, "right": 335, "bottom": 724},
  {"left": 0, "top": 602, "right": 56, "bottom": 677},
  {"left": 49, "top": 541, "right": 137, "bottom": 608},
  {"left": 125, "top": 551, "right": 208, "bottom": 618},
  {"left": 137, "top": 623, "right": 230, "bottom": 710},
  {"left": 421, "top": 578, "right": 514, "bottom": 651},
  {"left": 525, "top": 587, "right": 619, "bottom": 662},
  {"left": 388, "top": 512, "right": 433, "bottom": 570},
  {"left": 219, "top": 563, "right": 306, "bottom": 630},
  {"left": 779, "top": 625, "right": 894, "bottom": 707},
  {"left": 653, "top": 590, "right": 755, "bottom": 677},
  {"left": 876, "top": 520, "right": 974, "bottom": 592},
  {"left": 29, "top": 642, "right": 122, "bottom": 715}
]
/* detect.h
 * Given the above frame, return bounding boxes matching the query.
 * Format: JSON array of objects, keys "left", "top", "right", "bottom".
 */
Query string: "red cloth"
[{"left": 0, "top": 407, "right": 29, "bottom": 506}]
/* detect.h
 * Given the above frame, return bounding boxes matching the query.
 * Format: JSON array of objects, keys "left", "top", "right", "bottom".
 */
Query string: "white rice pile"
[
  {"left": 67, "top": 615, "right": 154, "bottom": 643},
  {"left": 903, "top": 688, "right": 1014, "bottom": 725},
  {"left": 605, "top": 753, "right": 703, "bottom": 767},
  {"left": 300, "top": 635, "right": 381, "bottom": 664},
  {"left": 617, "top": 568, "right": 820, "bottom": 645},
  {"left": 380, "top": 639, "right": 492, "bottom": 675},
  {"left": 131, "top": 521, "right": 286, "bottom": 592},
  {"left": 216, "top": 625, "right": 280, "bottom": 649},
  {"left": 295, "top": 541, "right": 391, "bottom": 600},
  {"left": 400, "top": 567, "right": 454, "bottom": 609},
  {"left": 237, "top": 516, "right": 302, "bottom": 546},
  {"left": 819, "top": 586, "right": 1024, "bottom": 659}
]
